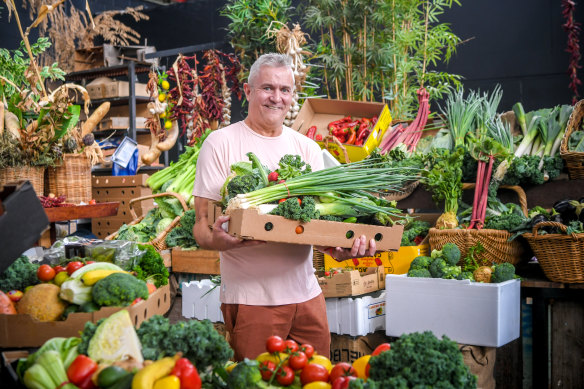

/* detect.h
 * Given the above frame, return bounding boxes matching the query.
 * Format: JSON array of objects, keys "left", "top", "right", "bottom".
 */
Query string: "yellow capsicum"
[{"left": 153, "top": 375, "right": 180, "bottom": 389}]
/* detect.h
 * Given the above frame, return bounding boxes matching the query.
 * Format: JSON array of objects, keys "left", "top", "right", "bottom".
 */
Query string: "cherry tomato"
[
  {"left": 88, "top": 199, "right": 97, "bottom": 205},
  {"left": 85, "top": 261, "right": 95, "bottom": 265},
  {"left": 288, "top": 351, "right": 307, "bottom": 370},
  {"left": 66, "top": 261, "right": 84, "bottom": 276},
  {"left": 332, "top": 376, "right": 357, "bottom": 389},
  {"left": 276, "top": 365, "right": 295, "bottom": 386},
  {"left": 37, "top": 264, "right": 56, "bottom": 282},
  {"left": 131, "top": 298, "right": 143, "bottom": 305},
  {"left": 266, "top": 335, "right": 285, "bottom": 353},
  {"left": 371, "top": 343, "right": 391, "bottom": 356},
  {"left": 53, "top": 265, "right": 66, "bottom": 274},
  {"left": 329, "top": 362, "right": 357, "bottom": 383},
  {"left": 301, "top": 344, "right": 315, "bottom": 359},
  {"left": 301, "top": 363, "right": 329, "bottom": 385},
  {"left": 284, "top": 339, "right": 299, "bottom": 353},
  {"left": 259, "top": 360, "right": 276, "bottom": 381}
]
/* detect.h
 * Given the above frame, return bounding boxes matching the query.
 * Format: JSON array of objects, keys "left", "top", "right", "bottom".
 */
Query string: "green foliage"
[
  {"left": 0, "top": 256, "right": 40, "bottom": 292},
  {"left": 367, "top": 331, "right": 477, "bottom": 388},
  {"left": 91, "top": 273, "right": 149, "bottom": 307},
  {"left": 226, "top": 359, "right": 263, "bottom": 388},
  {"left": 155, "top": 197, "right": 184, "bottom": 219},
  {"left": 137, "top": 315, "right": 233, "bottom": 370},
  {"left": 227, "top": 174, "right": 261, "bottom": 199},
  {"left": 501, "top": 155, "right": 545, "bottom": 186},
  {"left": 422, "top": 148, "right": 465, "bottom": 215},
  {"left": 269, "top": 196, "right": 319, "bottom": 222},
  {"left": 484, "top": 212, "right": 526, "bottom": 231},
  {"left": 275, "top": 154, "right": 312, "bottom": 181},
  {"left": 349, "top": 378, "right": 379, "bottom": 389},
  {"left": 166, "top": 210, "right": 198, "bottom": 248},
  {"left": 133, "top": 244, "right": 169, "bottom": 288},
  {"left": 400, "top": 220, "right": 430, "bottom": 246}
]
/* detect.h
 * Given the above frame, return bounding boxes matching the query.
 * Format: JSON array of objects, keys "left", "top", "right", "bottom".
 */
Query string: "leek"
[{"left": 440, "top": 88, "right": 483, "bottom": 149}]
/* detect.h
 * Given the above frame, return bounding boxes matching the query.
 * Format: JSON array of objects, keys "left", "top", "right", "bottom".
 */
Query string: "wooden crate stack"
[{"left": 91, "top": 175, "right": 154, "bottom": 239}]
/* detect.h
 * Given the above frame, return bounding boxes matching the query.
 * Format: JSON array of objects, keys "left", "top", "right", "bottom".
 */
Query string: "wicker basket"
[
  {"left": 380, "top": 180, "right": 420, "bottom": 202},
  {"left": 47, "top": 154, "right": 92, "bottom": 204},
  {"left": 0, "top": 166, "right": 45, "bottom": 196},
  {"left": 523, "top": 221, "right": 584, "bottom": 283},
  {"left": 105, "top": 192, "right": 188, "bottom": 252},
  {"left": 560, "top": 99, "right": 584, "bottom": 179},
  {"left": 428, "top": 184, "right": 528, "bottom": 265}
]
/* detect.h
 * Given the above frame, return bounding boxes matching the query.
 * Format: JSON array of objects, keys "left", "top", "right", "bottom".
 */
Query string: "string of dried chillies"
[
  {"left": 378, "top": 87, "right": 429, "bottom": 154},
  {"left": 167, "top": 54, "right": 199, "bottom": 138},
  {"left": 562, "top": 0, "right": 582, "bottom": 104}
]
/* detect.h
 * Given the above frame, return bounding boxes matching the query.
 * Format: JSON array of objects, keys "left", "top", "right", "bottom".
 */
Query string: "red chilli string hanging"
[{"left": 562, "top": 0, "right": 582, "bottom": 104}]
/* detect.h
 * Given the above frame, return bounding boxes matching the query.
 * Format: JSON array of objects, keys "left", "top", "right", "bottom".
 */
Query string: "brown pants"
[{"left": 221, "top": 293, "right": 330, "bottom": 361}]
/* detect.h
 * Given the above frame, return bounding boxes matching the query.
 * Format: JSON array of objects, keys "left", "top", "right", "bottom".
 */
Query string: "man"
[{"left": 193, "top": 53, "right": 375, "bottom": 361}]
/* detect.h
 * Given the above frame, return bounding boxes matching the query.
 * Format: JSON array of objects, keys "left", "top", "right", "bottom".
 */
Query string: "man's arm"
[{"left": 193, "top": 196, "right": 265, "bottom": 251}]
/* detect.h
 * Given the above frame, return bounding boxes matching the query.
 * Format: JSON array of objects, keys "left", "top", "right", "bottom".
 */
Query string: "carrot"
[
  {"left": 82, "top": 101, "right": 111, "bottom": 136},
  {"left": 0, "top": 291, "right": 17, "bottom": 315},
  {"left": 156, "top": 120, "right": 179, "bottom": 151}
]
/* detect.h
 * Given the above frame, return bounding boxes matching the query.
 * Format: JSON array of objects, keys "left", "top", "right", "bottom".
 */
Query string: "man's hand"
[
  {"left": 210, "top": 215, "right": 265, "bottom": 251},
  {"left": 315, "top": 235, "right": 376, "bottom": 262}
]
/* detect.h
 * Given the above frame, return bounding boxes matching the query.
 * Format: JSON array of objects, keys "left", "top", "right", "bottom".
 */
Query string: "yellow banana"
[
  {"left": 80, "top": 269, "right": 128, "bottom": 285},
  {"left": 132, "top": 355, "right": 179, "bottom": 389}
]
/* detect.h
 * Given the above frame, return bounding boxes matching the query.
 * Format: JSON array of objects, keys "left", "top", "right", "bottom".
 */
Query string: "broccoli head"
[
  {"left": 226, "top": 359, "right": 265, "bottom": 389},
  {"left": 276, "top": 154, "right": 312, "bottom": 180},
  {"left": 443, "top": 265, "right": 462, "bottom": 279},
  {"left": 429, "top": 257, "right": 447, "bottom": 278},
  {"left": 367, "top": 331, "right": 476, "bottom": 388},
  {"left": 0, "top": 256, "right": 40, "bottom": 292},
  {"left": 484, "top": 212, "right": 526, "bottom": 231},
  {"left": 543, "top": 155, "right": 564, "bottom": 180},
  {"left": 457, "top": 271, "right": 475, "bottom": 281},
  {"left": 92, "top": 273, "right": 149, "bottom": 307},
  {"left": 269, "top": 196, "right": 319, "bottom": 223},
  {"left": 409, "top": 256, "right": 432, "bottom": 270},
  {"left": 227, "top": 174, "right": 261, "bottom": 199},
  {"left": 501, "top": 155, "right": 545, "bottom": 186},
  {"left": 431, "top": 243, "right": 461, "bottom": 266},
  {"left": 491, "top": 262, "right": 517, "bottom": 283},
  {"left": 407, "top": 268, "right": 432, "bottom": 278}
]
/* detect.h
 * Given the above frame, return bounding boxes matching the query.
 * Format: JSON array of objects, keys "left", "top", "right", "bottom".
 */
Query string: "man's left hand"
[{"left": 316, "top": 235, "right": 376, "bottom": 262}]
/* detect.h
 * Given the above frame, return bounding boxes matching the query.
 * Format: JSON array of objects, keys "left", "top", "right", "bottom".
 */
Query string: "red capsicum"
[
  {"left": 67, "top": 355, "right": 98, "bottom": 389},
  {"left": 170, "top": 358, "right": 202, "bottom": 389},
  {"left": 306, "top": 126, "right": 317, "bottom": 140}
]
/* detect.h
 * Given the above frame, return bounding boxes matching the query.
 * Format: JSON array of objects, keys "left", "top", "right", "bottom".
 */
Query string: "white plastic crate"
[
  {"left": 385, "top": 274, "right": 520, "bottom": 347},
  {"left": 326, "top": 291, "right": 386, "bottom": 336},
  {"left": 181, "top": 279, "right": 223, "bottom": 323}
]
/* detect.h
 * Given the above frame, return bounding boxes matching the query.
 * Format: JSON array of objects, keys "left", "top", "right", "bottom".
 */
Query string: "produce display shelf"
[
  {"left": 65, "top": 63, "right": 151, "bottom": 81},
  {"left": 84, "top": 96, "right": 151, "bottom": 107},
  {"left": 44, "top": 201, "right": 120, "bottom": 222}
]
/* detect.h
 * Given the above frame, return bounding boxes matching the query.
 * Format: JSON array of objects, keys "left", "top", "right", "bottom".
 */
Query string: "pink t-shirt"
[{"left": 193, "top": 121, "right": 324, "bottom": 305}]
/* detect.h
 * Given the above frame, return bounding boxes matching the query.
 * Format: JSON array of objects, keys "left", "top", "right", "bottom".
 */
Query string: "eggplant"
[
  {"left": 530, "top": 214, "right": 549, "bottom": 228},
  {"left": 553, "top": 199, "right": 577, "bottom": 224}
]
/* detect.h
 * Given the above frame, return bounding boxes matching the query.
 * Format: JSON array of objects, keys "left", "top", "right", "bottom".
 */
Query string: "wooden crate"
[{"left": 172, "top": 248, "right": 220, "bottom": 274}]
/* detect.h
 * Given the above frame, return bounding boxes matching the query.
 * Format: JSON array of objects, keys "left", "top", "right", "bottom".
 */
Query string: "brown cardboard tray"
[
  {"left": 92, "top": 174, "right": 150, "bottom": 188},
  {"left": 0, "top": 284, "right": 171, "bottom": 348},
  {"left": 209, "top": 203, "right": 404, "bottom": 252},
  {"left": 317, "top": 266, "right": 385, "bottom": 298},
  {"left": 172, "top": 248, "right": 220, "bottom": 274}
]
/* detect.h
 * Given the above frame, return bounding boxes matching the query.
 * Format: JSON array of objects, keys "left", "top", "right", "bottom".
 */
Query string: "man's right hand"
[{"left": 210, "top": 215, "right": 265, "bottom": 251}]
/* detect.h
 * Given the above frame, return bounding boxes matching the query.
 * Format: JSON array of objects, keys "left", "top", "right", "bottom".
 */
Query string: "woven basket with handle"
[
  {"left": 523, "top": 221, "right": 584, "bottom": 283},
  {"left": 0, "top": 166, "right": 45, "bottom": 196},
  {"left": 47, "top": 154, "right": 92, "bottom": 204},
  {"left": 560, "top": 99, "right": 584, "bottom": 179},
  {"left": 105, "top": 192, "right": 188, "bottom": 252},
  {"left": 428, "top": 184, "right": 528, "bottom": 265}
]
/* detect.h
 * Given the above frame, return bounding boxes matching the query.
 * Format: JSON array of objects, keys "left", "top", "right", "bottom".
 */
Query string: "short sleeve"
[{"left": 192, "top": 134, "right": 229, "bottom": 201}]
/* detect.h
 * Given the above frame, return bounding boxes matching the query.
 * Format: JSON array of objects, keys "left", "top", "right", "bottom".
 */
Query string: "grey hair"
[{"left": 248, "top": 53, "right": 293, "bottom": 86}]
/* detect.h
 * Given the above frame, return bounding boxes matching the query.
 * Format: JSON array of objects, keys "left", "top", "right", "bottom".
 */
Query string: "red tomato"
[
  {"left": 300, "top": 363, "right": 329, "bottom": 385},
  {"left": 66, "top": 261, "right": 84, "bottom": 275},
  {"left": 67, "top": 355, "right": 98, "bottom": 385},
  {"left": 53, "top": 265, "right": 67, "bottom": 274},
  {"left": 276, "top": 365, "right": 295, "bottom": 386},
  {"left": 284, "top": 339, "right": 299, "bottom": 353},
  {"left": 288, "top": 351, "right": 308, "bottom": 370},
  {"left": 266, "top": 335, "right": 285, "bottom": 353},
  {"left": 37, "top": 264, "right": 56, "bottom": 282},
  {"left": 259, "top": 360, "right": 276, "bottom": 381},
  {"left": 371, "top": 343, "right": 391, "bottom": 356},
  {"left": 88, "top": 199, "right": 97, "bottom": 205},
  {"left": 332, "top": 376, "right": 357, "bottom": 389},
  {"left": 329, "top": 362, "right": 357, "bottom": 383},
  {"left": 131, "top": 298, "right": 143, "bottom": 305},
  {"left": 85, "top": 261, "right": 95, "bottom": 265},
  {"left": 300, "top": 344, "right": 315, "bottom": 359}
]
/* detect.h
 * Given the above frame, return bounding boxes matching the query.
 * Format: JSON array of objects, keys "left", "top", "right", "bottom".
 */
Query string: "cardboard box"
[
  {"left": 330, "top": 331, "right": 390, "bottom": 364},
  {"left": 99, "top": 117, "right": 148, "bottom": 130},
  {"left": 107, "top": 103, "right": 150, "bottom": 118},
  {"left": 172, "top": 248, "right": 220, "bottom": 274},
  {"left": 324, "top": 244, "right": 430, "bottom": 275},
  {"left": 326, "top": 290, "right": 386, "bottom": 336},
  {"left": 209, "top": 203, "right": 404, "bottom": 252},
  {"left": 318, "top": 266, "right": 385, "bottom": 298},
  {"left": 385, "top": 275, "right": 521, "bottom": 347},
  {"left": 291, "top": 99, "right": 392, "bottom": 163},
  {"left": 0, "top": 284, "right": 171, "bottom": 348},
  {"left": 182, "top": 279, "right": 223, "bottom": 323},
  {"left": 103, "top": 81, "right": 148, "bottom": 99},
  {"left": 92, "top": 174, "right": 150, "bottom": 188}
]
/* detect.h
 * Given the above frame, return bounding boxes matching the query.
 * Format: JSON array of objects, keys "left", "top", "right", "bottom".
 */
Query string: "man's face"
[{"left": 244, "top": 65, "right": 294, "bottom": 129}]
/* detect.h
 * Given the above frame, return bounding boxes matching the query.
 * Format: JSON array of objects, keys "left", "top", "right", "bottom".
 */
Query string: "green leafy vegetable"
[
  {"left": 133, "top": 245, "right": 169, "bottom": 288},
  {"left": 0, "top": 255, "right": 40, "bottom": 292}
]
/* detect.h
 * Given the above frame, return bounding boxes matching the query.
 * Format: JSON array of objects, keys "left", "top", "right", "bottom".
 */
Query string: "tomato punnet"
[
  {"left": 53, "top": 265, "right": 67, "bottom": 274},
  {"left": 288, "top": 351, "right": 307, "bottom": 370},
  {"left": 67, "top": 355, "right": 98, "bottom": 386},
  {"left": 301, "top": 363, "right": 329, "bottom": 385},
  {"left": 266, "top": 335, "right": 285, "bottom": 353},
  {"left": 276, "top": 365, "right": 295, "bottom": 386},
  {"left": 37, "top": 264, "right": 56, "bottom": 282},
  {"left": 329, "top": 362, "right": 357, "bottom": 383},
  {"left": 371, "top": 343, "right": 391, "bottom": 356},
  {"left": 300, "top": 344, "right": 315, "bottom": 359},
  {"left": 259, "top": 360, "right": 276, "bottom": 381},
  {"left": 332, "top": 376, "right": 357, "bottom": 389},
  {"left": 284, "top": 339, "right": 299, "bottom": 353},
  {"left": 66, "top": 261, "right": 84, "bottom": 275}
]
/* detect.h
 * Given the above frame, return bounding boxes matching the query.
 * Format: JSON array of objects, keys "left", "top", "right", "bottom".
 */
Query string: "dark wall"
[{"left": 1, "top": 0, "right": 582, "bottom": 115}]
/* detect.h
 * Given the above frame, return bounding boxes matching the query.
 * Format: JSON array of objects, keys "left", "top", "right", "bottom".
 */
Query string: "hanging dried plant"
[{"left": 80, "top": 6, "right": 149, "bottom": 49}]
